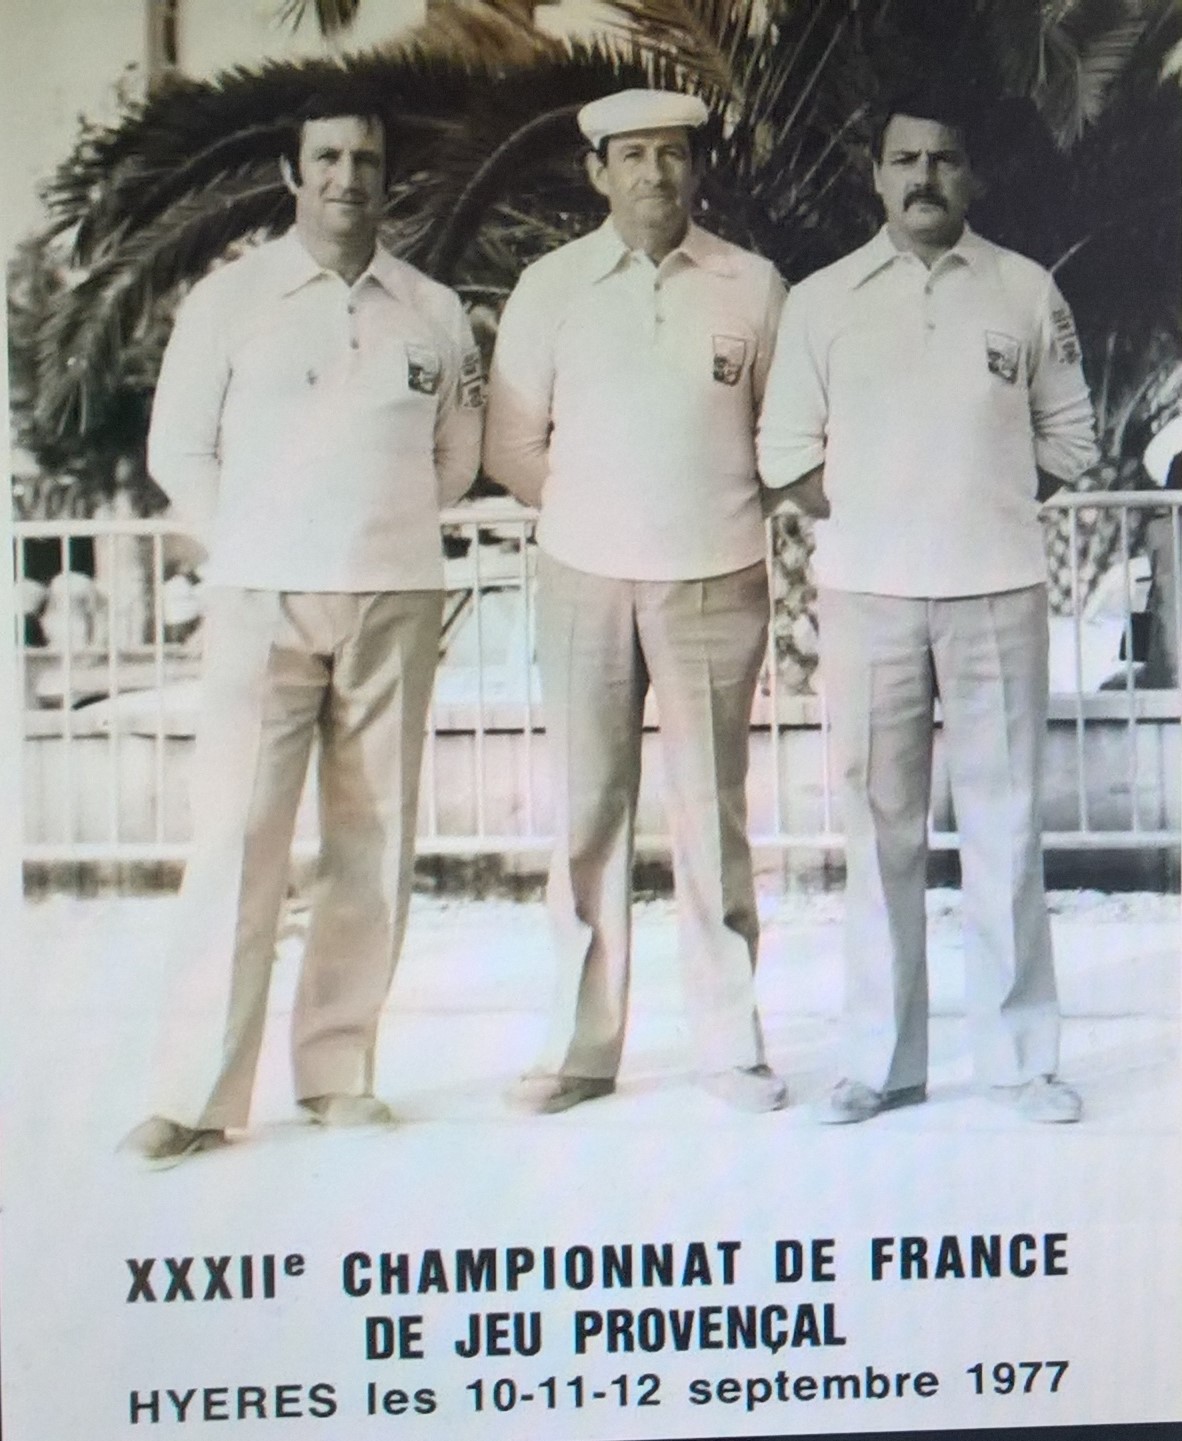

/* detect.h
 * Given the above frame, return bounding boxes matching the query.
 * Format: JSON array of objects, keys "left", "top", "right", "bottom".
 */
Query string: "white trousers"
[
  {"left": 152, "top": 588, "right": 442, "bottom": 1130},
  {"left": 535, "top": 554, "right": 771, "bottom": 1079},
  {"left": 818, "top": 585, "right": 1060, "bottom": 1092}
]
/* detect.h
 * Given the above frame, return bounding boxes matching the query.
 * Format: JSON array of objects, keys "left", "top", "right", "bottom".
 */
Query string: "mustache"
[{"left": 904, "top": 188, "right": 947, "bottom": 209}]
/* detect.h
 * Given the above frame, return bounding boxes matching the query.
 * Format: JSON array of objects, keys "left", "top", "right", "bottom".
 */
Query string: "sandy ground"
[{"left": 12, "top": 885, "right": 1180, "bottom": 1142}]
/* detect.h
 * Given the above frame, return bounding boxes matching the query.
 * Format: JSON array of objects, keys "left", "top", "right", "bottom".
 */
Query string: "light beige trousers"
[
  {"left": 535, "top": 553, "right": 770, "bottom": 1079},
  {"left": 152, "top": 588, "right": 442, "bottom": 1130},
  {"left": 818, "top": 584, "right": 1060, "bottom": 1093}
]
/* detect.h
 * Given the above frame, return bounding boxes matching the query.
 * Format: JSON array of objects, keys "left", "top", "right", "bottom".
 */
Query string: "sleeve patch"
[
  {"left": 1049, "top": 304, "right": 1081, "bottom": 365},
  {"left": 459, "top": 347, "right": 485, "bottom": 408}
]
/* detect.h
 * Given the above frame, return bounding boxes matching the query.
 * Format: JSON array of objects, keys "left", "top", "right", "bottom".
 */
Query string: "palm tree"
[
  {"left": 12, "top": 0, "right": 1181, "bottom": 669},
  {"left": 27, "top": 0, "right": 1178, "bottom": 437}
]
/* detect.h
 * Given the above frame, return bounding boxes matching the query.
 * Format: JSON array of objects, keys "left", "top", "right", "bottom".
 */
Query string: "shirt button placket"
[{"left": 922, "top": 272, "right": 936, "bottom": 341}]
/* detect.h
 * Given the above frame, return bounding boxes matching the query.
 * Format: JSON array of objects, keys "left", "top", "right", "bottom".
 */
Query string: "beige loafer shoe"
[
  {"left": 990, "top": 1075, "right": 1081, "bottom": 1124},
  {"left": 700, "top": 1064, "right": 788, "bottom": 1112},
  {"left": 119, "top": 1116, "right": 227, "bottom": 1169},
  {"left": 507, "top": 1071, "right": 615, "bottom": 1115},
  {"left": 814, "top": 1078, "right": 927, "bottom": 1125},
  {"left": 300, "top": 1094, "right": 395, "bottom": 1128}
]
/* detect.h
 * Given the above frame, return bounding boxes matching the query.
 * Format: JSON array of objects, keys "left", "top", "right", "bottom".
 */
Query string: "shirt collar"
[
  {"left": 269, "top": 228, "right": 409, "bottom": 300},
  {"left": 675, "top": 223, "right": 739, "bottom": 276},
  {"left": 365, "top": 244, "right": 413, "bottom": 301},
  {"left": 848, "top": 222, "right": 984, "bottom": 289},
  {"left": 586, "top": 218, "right": 739, "bottom": 281}
]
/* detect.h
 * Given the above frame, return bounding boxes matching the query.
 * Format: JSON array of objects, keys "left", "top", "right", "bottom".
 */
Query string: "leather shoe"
[
  {"left": 119, "top": 1116, "right": 226, "bottom": 1168},
  {"left": 990, "top": 1075, "right": 1081, "bottom": 1124},
  {"left": 508, "top": 1071, "right": 615, "bottom": 1114},
  {"left": 700, "top": 1064, "right": 787, "bottom": 1112},
  {"left": 300, "top": 1094, "right": 394, "bottom": 1127},
  {"left": 814, "top": 1078, "right": 927, "bottom": 1125}
]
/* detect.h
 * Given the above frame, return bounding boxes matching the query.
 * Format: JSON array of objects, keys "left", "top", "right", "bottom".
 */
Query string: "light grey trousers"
[
  {"left": 535, "top": 553, "right": 771, "bottom": 1079},
  {"left": 818, "top": 584, "right": 1060, "bottom": 1093},
  {"left": 152, "top": 587, "right": 443, "bottom": 1130}
]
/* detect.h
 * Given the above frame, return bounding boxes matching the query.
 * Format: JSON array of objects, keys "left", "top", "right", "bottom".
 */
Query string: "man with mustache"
[
  {"left": 758, "top": 85, "right": 1098, "bottom": 1124},
  {"left": 484, "top": 89, "right": 787, "bottom": 1113},
  {"left": 122, "top": 99, "right": 483, "bottom": 1164}
]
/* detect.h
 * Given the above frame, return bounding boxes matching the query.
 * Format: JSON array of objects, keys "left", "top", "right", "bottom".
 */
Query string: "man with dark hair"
[
  {"left": 484, "top": 89, "right": 788, "bottom": 1115},
  {"left": 866, "top": 81, "right": 973, "bottom": 167},
  {"left": 277, "top": 94, "right": 392, "bottom": 183},
  {"left": 758, "top": 88, "right": 1098, "bottom": 1124},
  {"left": 122, "top": 106, "right": 483, "bottom": 1165}
]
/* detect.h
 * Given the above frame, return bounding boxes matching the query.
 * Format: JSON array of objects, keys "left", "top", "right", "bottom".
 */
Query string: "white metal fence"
[{"left": 13, "top": 493, "right": 1182, "bottom": 865}]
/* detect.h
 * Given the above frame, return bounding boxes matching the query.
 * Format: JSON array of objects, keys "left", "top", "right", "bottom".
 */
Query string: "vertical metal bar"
[
  {"left": 819, "top": 681, "right": 833, "bottom": 836},
  {"left": 1068, "top": 507, "right": 1089, "bottom": 832},
  {"left": 1172, "top": 502, "right": 1182, "bottom": 697},
  {"left": 15, "top": 534, "right": 28, "bottom": 726},
  {"left": 422, "top": 522, "right": 442, "bottom": 842},
  {"left": 472, "top": 520, "right": 487, "bottom": 837},
  {"left": 422, "top": 669, "right": 440, "bottom": 841},
  {"left": 423, "top": 715, "right": 440, "bottom": 838},
  {"left": 15, "top": 537, "right": 29, "bottom": 869},
  {"left": 518, "top": 518, "right": 535, "bottom": 838},
  {"left": 152, "top": 532, "right": 167, "bottom": 846},
  {"left": 106, "top": 529, "right": 122, "bottom": 847},
  {"left": 59, "top": 535, "right": 77, "bottom": 849},
  {"left": 1118, "top": 504, "right": 1141, "bottom": 832},
  {"left": 765, "top": 523, "right": 784, "bottom": 843}
]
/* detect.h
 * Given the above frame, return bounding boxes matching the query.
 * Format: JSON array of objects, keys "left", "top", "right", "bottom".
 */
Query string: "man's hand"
[{"left": 761, "top": 465, "right": 829, "bottom": 520}]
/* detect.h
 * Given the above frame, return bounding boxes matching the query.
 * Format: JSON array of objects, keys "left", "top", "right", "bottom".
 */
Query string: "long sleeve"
[
  {"left": 434, "top": 296, "right": 484, "bottom": 507},
  {"left": 482, "top": 269, "right": 555, "bottom": 506},
  {"left": 750, "top": 268, "right": 789, "bottom": 406},
  {"left": 1029, "top": 279, "right": 1099, "bottom": 481},
  {"left": 756, "top": 285, "right": 829, "bottom": 491},
  {"left": 146, "top": 284, "right": 230, "bottom": 545}
]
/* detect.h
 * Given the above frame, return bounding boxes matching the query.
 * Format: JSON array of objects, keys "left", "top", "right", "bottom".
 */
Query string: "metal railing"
[{"left": 13, "top": 493, "right": 1182, "bottom": 864}]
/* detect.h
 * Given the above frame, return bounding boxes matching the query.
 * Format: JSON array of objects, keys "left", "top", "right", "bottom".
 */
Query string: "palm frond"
[
  {"left": 20, "top": 0, "right": 1181, "bottom": 477},
  {"left": 425, "top": 103, "right": 587, "bottom": 278},
  {"left": 35, "top": 178, "right": 288, "bottom": 441},
  {"left": 977, "top": 0, "right": 1170, "bottom": 146},
  {"left": 603, "top": 0, "right": 765, "bottom": 90},
  {"left": 744, "top": 0, "right": 846, "bottom": 131},
  {"left": 275, "top": 0, "right": 362, "bottom": 36},
  {"left": 45, "top": 6, "right": 557, "bottom": 251},
  {"left": 1037, "top": 16, "right": 1149, "bottom": 143}
]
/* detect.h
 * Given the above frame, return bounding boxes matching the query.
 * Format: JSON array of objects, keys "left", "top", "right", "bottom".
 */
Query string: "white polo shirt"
[
  {"left": 757, "top": 226, "right": 1098, "bottom": 597},
  {"left": 483, "top": 220, "right": 786, "bottom": 581},
  {"left": 148, "top": 230, "right": 483, "bottom": 591}
]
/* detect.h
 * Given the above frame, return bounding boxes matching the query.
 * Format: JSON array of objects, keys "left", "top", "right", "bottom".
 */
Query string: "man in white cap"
[{"left": 484, "top": 89, "right": 788, "bottom": 1113}]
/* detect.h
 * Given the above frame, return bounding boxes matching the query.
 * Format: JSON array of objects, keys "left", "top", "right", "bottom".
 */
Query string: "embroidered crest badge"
[
  {"left": 985, "top": 330, "right": 1020, "bottom": 385},
  {"left": 406, "top": 345, "right": 442, "bottom": 396},
  {"left": 712, "top": 334, "right": 748, "bottom": 386}
]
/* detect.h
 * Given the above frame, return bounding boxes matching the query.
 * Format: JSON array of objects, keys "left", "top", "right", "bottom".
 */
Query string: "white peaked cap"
[{"left": 577, "top": 89, "right": 709, "bottom": 148}]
